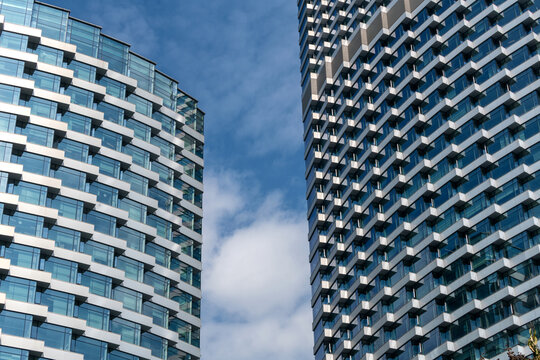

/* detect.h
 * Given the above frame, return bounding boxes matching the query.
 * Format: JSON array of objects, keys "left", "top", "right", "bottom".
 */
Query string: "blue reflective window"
[
  {"left": 145, "top": 242, "right": 170, "bottom": 269},
  {"left": 44, "top": 257, "right": 78, "bottom": 283},
  {"left": 0, "top": 276, "right": 36, "bottom": 302},
  {"left": 89, "top": 182, "right": 118, "bottom": 206},
  {"left": 99, "top": 36, "right": 128, "bottom": 75},
  {"left": 0, "top": 310, "right": 32, "bottom": 337},
  {"left": 117, "top": 226, "right": 145, "bottom": 251},
  {"left": 126, "top": 118, "right": 150, "bottom": 141},
  {"left": 24, "top": 69, "right": 60, "bottom": 92},
  {"left": 0, "top": 0, "right": 32, "bottom": 26},
  {"left": 97, "top": 102, "right": 125, "bottom": 126},
  {"left": 2, "top": 211, "right": 44, "bottom": 237},
  {"left": 97, "top": 76, "right": 126, "bottom": 99},
  {"left": 127, "top": 94, "right": 152, "bottom": 117},
  {"left": 0, "top": 57, "right": 24, "bottom": 77},
  {"left": 80, "top": 271, "right": 112, "bottom": 298},
  {"left": 32, "top": 323, "right": 72, "bottom": 350},
  {"left": 146, "top": 215, "right": 172, "bottom": 240},
  {"left": 38, "top": 289, "right": 75, "bottom": 316},
  {"left": 68, "top": 19, "right": 100, "bottom": 58},
  {"left": 118, "top": 197, "right": 147, "bottom": 223},
  {"left": 30, "top": 45, "right": 64, "bottom": 67},
  {"left": 152, "top": 111, "right": 175, "bottom": 135},
  {"left": 110, "top": 317, "right": 141, "bottom": 345},
  {"left": 31, "top": 3, "right": 68, "bottom": 41},
  {"left": 151, "top": 161, "right": 173, "bottom": 186},
  {"left": 82, "top": 240, "right": 114, "bottom": 267},
  {"left": 8, "top": 180, "right": 47, "bottom": 205},
  {"left": 76, "top": 303, "right": 109, "bottom": 331},
  {"left": 20, "top": 96, "right": 57, "bottom": 118},
  {"left": 122, "top": 170, "right": 148, "bottom": 195},
  {"left": 53, "top": 166, "right": 87, "bottom": 191},
  {"left": 141, "top": 332, "right": 167, "bottom": 359},
  {"left": 0, "top": 84, "right": 19, "bottom": 104},
  {"left": 85, "top": 210, "right": 116, "bottom": 236},
  {"left": 115, "top": 255, "right": 144, "bottom": 282},
  {"left": 92, "top": 154, "right": 120, "bottom": 178},
  {"left": 71, "top": 336, "right": 107, "bottom": 360},
  {"left": 56, "top": 138, "right": 89, "bottom": 163},
  {"left": 128, "top": 53, "right": 154, "bottom": 93},
  {"left": 65, "top": 86, "right": 94, "bottom": 108},
  {"left": 48, "top": 195, "right": 84, "bottom": 221},
  {"left": 123, "top": 144, "right": 150, "bottom": 169},
  {"left": 0, "top": 345, "right": 29, "bottom": 360},
  {"left": 45, "top": 225, "right": 81, "bottom": 251},
  {"left": 16, "top": 123, "right": 54, "bottom": 146},
  {"left": 1, "top": 243, "right": 40, "bottom": 269},
  {"left": 153, "top": 71, "right": 177, "bottom": 110},
  {"left": 144, "top": 271, "right": 170, "bottom": 297},
  {"left": 66, "top": 60, "right": 96, "bottom": 83},
  {"left": 0, "top": 31, "right": 27, "bottom": 51},
  {"left": 0, "top": 112, "right": 15, "bottom": 132},
  {"left": 61, "top": 112, "right": 92, "bottom": 135},
  {"left": 112, "top": 286, "right": 142, "bottom": 312},
  {"left": 150, "top": 135, "right": 174, "bottom": 160}
]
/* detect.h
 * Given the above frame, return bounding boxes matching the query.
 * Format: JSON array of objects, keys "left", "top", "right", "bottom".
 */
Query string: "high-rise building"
[
  {"left": 298, "top": 0, "right": 540, "bottom": 359},
  {"left": 0, "top": 1, "right": 203, "bottom": 360}
]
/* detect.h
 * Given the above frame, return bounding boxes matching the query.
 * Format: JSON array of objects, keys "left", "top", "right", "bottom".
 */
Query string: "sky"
[{"left": 44, "top": 1, "right": 313, "bottom": 359}]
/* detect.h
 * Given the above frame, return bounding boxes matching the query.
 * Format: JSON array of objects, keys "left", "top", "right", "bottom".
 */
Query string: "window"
[
  {"left": 53, "top": 166, "right": 87, "bottom": 191},
  {"left": 85, "top": 211, "right": 116, "bottom": 236},
  {"left": 117, "top": 226, "right": 145, "bottom": 251},
  {"left": 1, "top": 243, "right": 40, "bottom": 269},
  {"left": 127, "top": 94, "right": 152, "bottom": 117},
  {"left": 0, "top": 276, "right": 36, "bottom": 302},
  {"left": 31, "top": 322, "right": 72, "bottom": 350},
  {"left": 118, "top": 197, "right": 146, "bottom": 223},
  {"left": 66, "top": 60, "right": 96, "bottom": 83},
  {"left": 126, "top": 118, "right": 150, "bottom": 141},
  {"left": 94, "top": 127, "right": 122, "bottom": 151},
  {"left": 145, "top": 242, "right": 170, "bottom": 268},
  {"left": 12, "top": 151, "right": 51, "bottom": 176},
  {"left": 68, "top": 19, "right": 100, "bottom": 57},
  {"left": 112, "top": 286, "right": 142, "bottom": 312},
  {"left": 141, "top": 332, "right": 167, "bottom": 359},
  {"left": 89, "top": 182, "right": 118, "bottom": 206},
  {"left": 0, "top": 84, "right": 19, "bottom": 104},
  {"left": 82, "top": 240, "right": 114, "bottom": 267},
  {"left": 173, "top": 233, "right": 201, "bottom": 261},
  {"left": 146, "top": 215, "right": 172, "bottom": 240},
  {"left": 2, "top": 211, "right": 44, "bottom": 237},
  {"left": 37, "top": 289, "right": 75, "bottom": 316},
  {"left": 48, "top": 195, "right": 84, "bottom": 220},
  {"left": 0, "top": 31, "right": 28, "bottom": 51},
  {"left": 153, "top": 72, "right": 177, "bottom": 110},
  {"left": 142, "top": 302, "right": 168, "bottom": 328},
  {"left": 115, "top": 256, "right": 144, "bottom": 282},
  {"left": 71, "top": 336, "right": 107, "bottom": 360},
  {"left": 16, "top": 122, "right": 54, "bottom": 146},
  {"left": 80, "top": 271, "right": 112, "bottom": 298},
  {"left": 0, "top": 0, "right": 32, "bottom": 26},
  {"left": 122, "top": 171, "right": 148, "bottom": 195},
  {"left": 8, "top": 180, "right": 47, "bottom": 205},
  {"left": 150, "top": 136, "right": 174, "bottom": 160},
  {"left": 97, "top": 77, "right": 126, "bottom": 99},
  {"left": 77, "top": 303, "right": 109, "bottom": 331},
  {"left": 99, "top": 36, "right": 128, "bottom": 75},
  {"left": 111, "top": 318, "right": 141, "bottom": 345},
  {"left": 61, "top": 112, "right": 92, "bottom": 135},
  {"left": 151, "top": 161, "right": 174, "bottom": 186},
  {"left": 0, "top": 310, "right": 32, "bottom": 337},
  {"left": 43, "top": 257, "right": 78, "bottom": 283},
  {"left": 97, "top": 102, "right": 124, "bottom": 125},
  {"left": 65, "top": 86, "right": 94, "bottom": 108},
  {"left": 45, "top": 226, "right": 81, "bottom": 251},
  {"left": 24, "top": 69, "right": 60, "bottom": 92},
  {"left": 92, "top": 154, "right": 120, "bottom": 178},
  {"left": 0, "top": 57, "right": 24, "bottom": 77},
  {"left": 152, "top": 112, "right": 175, "bottom": 135},
  {"left": 144, "top": 271, "right": 170, "bottom": 297},
  {"left": 128, "top": 53, "right": 154, "bottom": 93},
  {"left": 124, "top": 144, "right": 150, "bottom": 169},
  {"left": 30, "top": 44, "right": 64, "bottom": 67},
  {"left": 31, "top": 3, "right": 68, "bottom": 41}
]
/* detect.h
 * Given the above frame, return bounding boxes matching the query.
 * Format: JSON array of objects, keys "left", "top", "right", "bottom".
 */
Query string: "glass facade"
[
  {"left": 0, "top": 1, "right": 204, "bottom": 360},
  {"left": 298, "top": 0, "right": 540, "bottom": 359}
]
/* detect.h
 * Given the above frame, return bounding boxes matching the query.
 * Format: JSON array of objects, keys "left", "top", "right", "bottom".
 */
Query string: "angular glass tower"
[
  {"left": 298, "top": 0, "right": 540, "bottom": 359},
  {"left": 0, "top": 1, "right": 203, "bottom": 360}
]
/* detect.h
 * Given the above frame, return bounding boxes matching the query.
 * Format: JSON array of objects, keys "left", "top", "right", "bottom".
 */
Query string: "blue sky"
[{"left": 45, "top": 1, "right": 312, "bottom": 359}]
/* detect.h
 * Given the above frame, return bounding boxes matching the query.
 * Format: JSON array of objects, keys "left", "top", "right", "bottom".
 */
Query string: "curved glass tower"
[
  {"left": 0, "top": 1, "right": 204, "bottom": 360},
  {"left": 298, "top": 0, "right": 540, "bottom": 359}
]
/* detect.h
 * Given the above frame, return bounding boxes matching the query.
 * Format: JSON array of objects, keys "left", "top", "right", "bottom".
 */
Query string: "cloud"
[{"left": 202, "top": 170, "right": 312, "bottom": 360}]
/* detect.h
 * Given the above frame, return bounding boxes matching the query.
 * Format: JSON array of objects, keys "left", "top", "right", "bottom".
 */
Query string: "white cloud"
[{"left": 202, "top": 171, "right": 313, "bottom": 360}]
